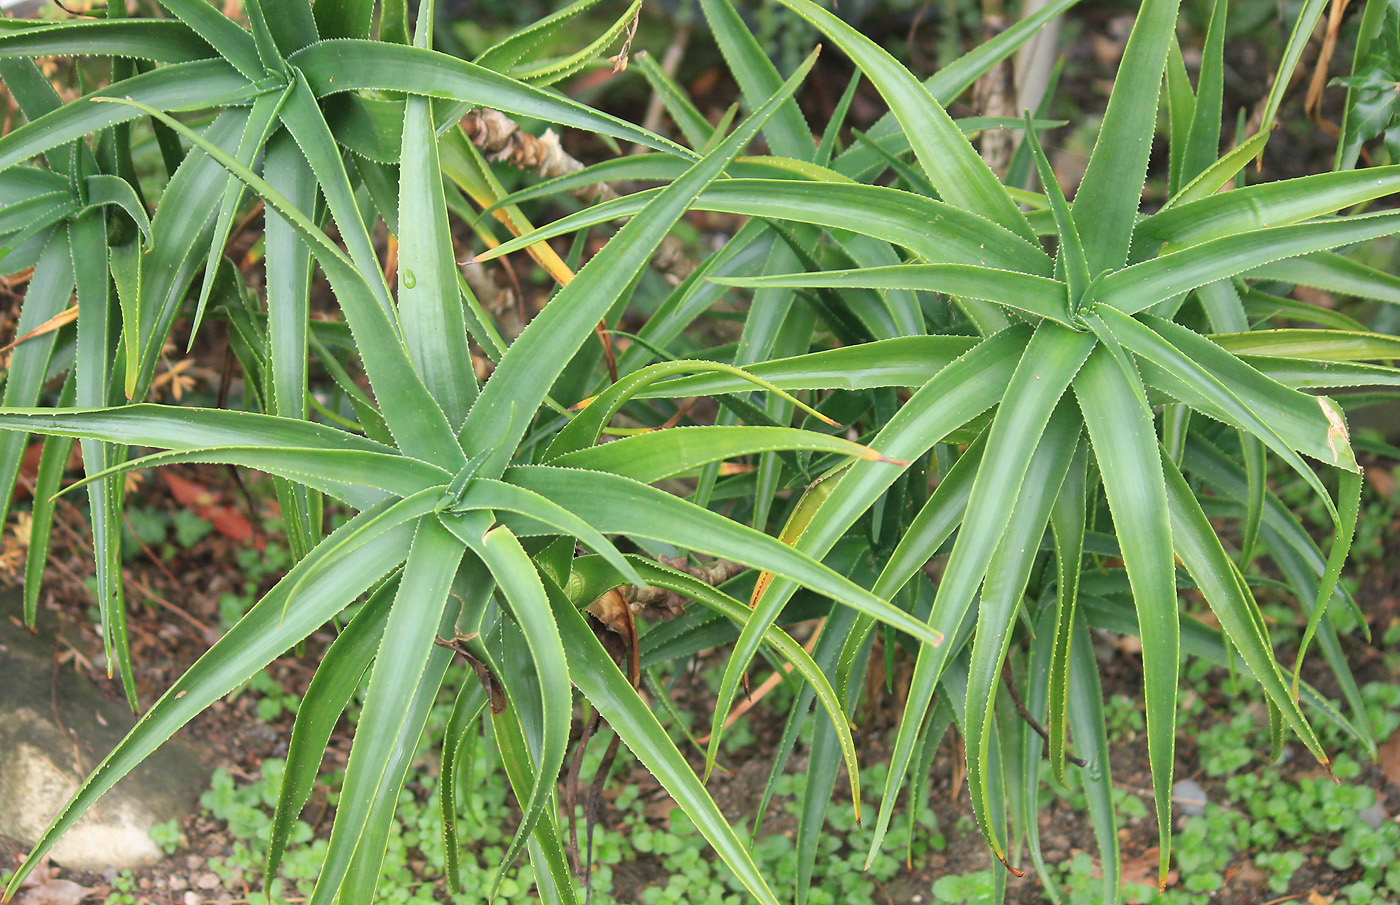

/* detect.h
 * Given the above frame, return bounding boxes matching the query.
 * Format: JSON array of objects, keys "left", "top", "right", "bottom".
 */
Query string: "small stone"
[
  {"left": 185, "top": 856, "right": 202, "bottom": 871},
  {"left": 1172, "top": 779, "right": 1208, "bottom": 817},
  {"left": 184, "top": 892, "right": 199, "bottom": 905},
  {"left": 1358, "top": 802, "right": 1388, "bottom": 829},
  {"left": 195, "top": 871, "right": 221, "bottom": 890},
  {"left": 168, "top": 875, "right": 188, "bottom": 891},
  {"left": 215, "top": 893, "right": 233, "bottom": 905}
]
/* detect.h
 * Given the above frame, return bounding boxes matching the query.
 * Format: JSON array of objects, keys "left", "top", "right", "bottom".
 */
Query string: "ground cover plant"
[{"left": 2, "top": 0, "right": 1400, "bottom": 903}]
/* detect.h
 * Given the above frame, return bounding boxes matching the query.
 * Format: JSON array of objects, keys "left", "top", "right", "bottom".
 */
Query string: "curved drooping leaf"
[
  {"left": 478, "top": 180, "right": 1053, "bottom": 276},
  {"left": 444, "top": 520, "right": 568, "bottom": 897},
  {"left": 2, "top": 499, "right": 420, "bottom": 900},
  {"left": 865, "top": 324, "right": 1094, "bottom": 857},
  {"left": 461, "top": 55, "right": 819, "bottom": 476},
  {"left": 504, "top": 465, "right": 942, "bottom": 649},
  {"left": 719, "top": 265, "right": 1073, "bottom": 326},
  {"left": 64, "top": 445, "right": 441, "bottom": 510},
  {"left": 772, "top": 0, "right": 1034, "bottom": 241},
  {"left": 552, "top": 425, "right": 897, "bottom": 483},
  {"left": 1134, "top": 166, "right": 1400, "bottom": 252},
  {"left": 266, "top": 579, "right": 396, "bottom": 885},
  {"left": 0, "top": 18, "right": 215, "bottom": 64},
  {"left": 1073, "top": 343, "right": 1178, "bottom": 889},
  {"left": 545, "top": 577, "right": 782, "bottom": 905},
  {"left": 289, "top": 40, "right": 689, "bottom": 157},
  {"left": 965, "top": 403, "right": 1080, "bottom": 865},
  {"left": 0, "top": 60, "right": 259, "bottom": 174},
  {"left": 1101, "top": 212, "right": 1400, "bottom": 315}
]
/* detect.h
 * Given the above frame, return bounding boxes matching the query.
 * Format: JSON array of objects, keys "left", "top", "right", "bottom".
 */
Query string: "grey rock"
[
  {"left": 0, "top": 590, "right": 212, "bottom": 871},
  {"left": 1172, "top": 779, "right": 1208, "bottom": 817},
  {"left": 1358, "top": 802, "right": 1388, "bottom": 829}
]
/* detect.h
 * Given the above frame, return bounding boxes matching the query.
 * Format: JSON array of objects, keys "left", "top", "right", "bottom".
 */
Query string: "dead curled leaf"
[
  {"left": 587, "top": 588, "right": 639, "bottom": 687},
  {"left": 14, "top": 857, "right": 97, "bottom": 905}
]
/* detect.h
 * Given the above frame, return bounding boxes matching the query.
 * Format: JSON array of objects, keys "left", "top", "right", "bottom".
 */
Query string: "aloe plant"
[
  {"left": 484, "top": 0, "right": 1400, "bottom": 899},
  {"left": 3, "top": 0, "right": 1399, "bottom": 903}
]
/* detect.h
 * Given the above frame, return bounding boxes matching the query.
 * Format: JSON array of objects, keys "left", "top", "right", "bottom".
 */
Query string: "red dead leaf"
[{"left": 163, "top": 472, "right": 216, "bottom": 508}]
